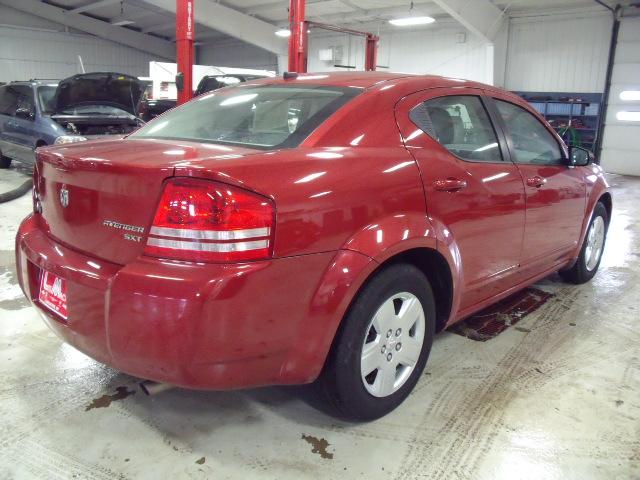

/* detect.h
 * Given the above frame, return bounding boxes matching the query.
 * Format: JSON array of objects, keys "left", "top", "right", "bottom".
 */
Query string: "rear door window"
[
  {"left": 494, "top": 100, "right": 563, "bottom": 165},
  {"left": 410, "top": 95, "right": 502, "bottom": 162}
]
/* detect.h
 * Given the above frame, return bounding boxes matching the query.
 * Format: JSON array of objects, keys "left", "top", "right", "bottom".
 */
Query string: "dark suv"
[{"left": 194, "top": 74, "right": 267, "bottom": 96}]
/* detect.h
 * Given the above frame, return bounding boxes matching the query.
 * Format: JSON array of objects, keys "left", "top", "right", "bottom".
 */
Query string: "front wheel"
[
  {"left": 316, "top": 263, "right": 436, "bottom": 421},
  {"left": 0, "top": 149, "right": 11, "bottom": 169},
  {"left": 560, "top": 202, "right": 608, "bottom": 284}
]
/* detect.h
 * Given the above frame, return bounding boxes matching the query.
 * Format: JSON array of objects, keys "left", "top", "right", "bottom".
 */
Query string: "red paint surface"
[{"left": 16, "top": 73, "right": 610, "bottom": 389}]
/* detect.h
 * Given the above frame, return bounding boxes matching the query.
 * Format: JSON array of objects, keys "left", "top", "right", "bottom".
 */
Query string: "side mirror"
[
  {"left": 568, "top": 145, "right": 593, "bottom": 167},
  {"left": 15, "top": 106, "right": 35, "bottom": 120},
  {"left": 175, "top": 72, "right": 184, "bottom": 92}
]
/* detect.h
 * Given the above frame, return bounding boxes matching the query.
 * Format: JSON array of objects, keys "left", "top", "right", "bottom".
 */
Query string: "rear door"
[
  {"left": 396, "top": 88, "right": 526, "bottom": 312},
  {"left": 486, "top": 94, "right": 586, "bottom": 275}
]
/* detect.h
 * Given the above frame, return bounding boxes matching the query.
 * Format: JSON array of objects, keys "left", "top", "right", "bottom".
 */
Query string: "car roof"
[{"left": 246, "top": 71, "right": 496, "bottom": 91}]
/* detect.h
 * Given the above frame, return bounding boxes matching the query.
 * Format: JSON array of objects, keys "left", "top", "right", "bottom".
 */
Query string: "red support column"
[
  {"left": 365, "top": 34, "right": 379, "bottom": 71},
  {"left": 176, "top": 0, "right": 195, "bottom": 105},
  {"left": 288, "top": 0, "right": 308, "bottom": 73}
]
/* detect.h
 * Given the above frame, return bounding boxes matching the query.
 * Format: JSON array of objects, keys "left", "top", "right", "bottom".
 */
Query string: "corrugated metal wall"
[
  {"left": 0, "top": 25, "right": 158, "bottom": 83},
  {"left": 601, "top": 16, "right": 640, "bottom": 176},
  {"left": 505, "top": 12, "right": 612, "bottom": 93}
]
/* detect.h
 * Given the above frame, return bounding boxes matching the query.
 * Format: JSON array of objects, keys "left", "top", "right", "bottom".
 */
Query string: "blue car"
[
  {"left": 0, "top": 80, "right": 60, "bottom": 168},
  {"left": 0, "top": 73, "right": 144, "bottom": 168}
]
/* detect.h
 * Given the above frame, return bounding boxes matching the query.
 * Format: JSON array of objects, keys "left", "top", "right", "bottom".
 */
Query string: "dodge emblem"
[{"left": 59, "top": 185, "right": 69, "bottom": 208}]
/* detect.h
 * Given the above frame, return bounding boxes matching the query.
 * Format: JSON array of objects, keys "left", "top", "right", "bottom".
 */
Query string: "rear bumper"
[{"left": 16, "top": 214, "right": 343, "bottom": 390}]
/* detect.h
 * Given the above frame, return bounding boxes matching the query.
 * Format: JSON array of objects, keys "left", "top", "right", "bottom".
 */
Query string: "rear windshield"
[{"left": 131, "top": 85, "right": 360, "bottom": 149}]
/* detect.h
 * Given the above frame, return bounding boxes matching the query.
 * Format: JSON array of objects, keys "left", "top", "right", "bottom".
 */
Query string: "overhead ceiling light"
[
  {"left": 389, "top": 16, "right": 435, "bottom": 26},
  {"left": 620, "top": 90, "right": 640, "bottom": 101},
  {"left": 112, "top": 20, "right": 135, "bottom": 26},
  {"left": 275, "top": 29, "right": 291, "bottom": 37},
  {"left": 617, "top": 111, "right": 640, "bottom": 122}
]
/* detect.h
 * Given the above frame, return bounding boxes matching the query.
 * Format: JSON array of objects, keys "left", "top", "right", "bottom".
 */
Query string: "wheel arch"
[
  {"left": 287, "top": 212, "right": 462, "bottom": 384},
  {"left": 377, "top": 247, "right": 453, "bottom": 332},
  {"left": 315, "top": 246, "right": 455, "bottom": 379},
  {"left": 598, "top": 192, "right": 612, "bottom": 224}
]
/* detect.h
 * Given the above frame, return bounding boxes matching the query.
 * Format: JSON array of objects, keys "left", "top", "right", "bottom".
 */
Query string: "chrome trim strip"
[
  {"left": 146, "top": 237, "right": 269, "bottom": 252},
  {"left": 149, "top": 226, "right": 270, "bottom": 240}
]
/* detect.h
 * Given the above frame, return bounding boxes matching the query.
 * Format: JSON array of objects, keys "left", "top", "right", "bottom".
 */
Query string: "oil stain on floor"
[
  {"left": 301, "top": 434, "right": 334, "bottom": 460},
  {"left": 85, "top": 386, "right": 135, "bottom": 411}
]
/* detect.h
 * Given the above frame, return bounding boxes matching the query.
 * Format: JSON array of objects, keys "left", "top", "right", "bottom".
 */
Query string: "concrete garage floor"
[{"left": 0, "top": 169, "right": 638, "bottom": 480}]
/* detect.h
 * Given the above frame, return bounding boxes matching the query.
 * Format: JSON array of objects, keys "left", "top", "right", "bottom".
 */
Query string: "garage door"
[{"left": 601, "top": 16, "right": 640, "bottom": 176}]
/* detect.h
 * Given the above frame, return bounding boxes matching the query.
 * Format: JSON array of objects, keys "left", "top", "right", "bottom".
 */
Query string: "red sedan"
[{"left": 16, "top": 72, "right": 610, "bottom": 420}]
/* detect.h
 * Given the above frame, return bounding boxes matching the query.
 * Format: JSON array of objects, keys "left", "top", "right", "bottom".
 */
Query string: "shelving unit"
[{"left": 512, "top": 91, "right": 603, "bottom": 151}]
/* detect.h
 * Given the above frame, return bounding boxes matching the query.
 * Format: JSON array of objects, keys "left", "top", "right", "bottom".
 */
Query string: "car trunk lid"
[{"left": 35, "top": 138, "right": 262, "bottom": 265}]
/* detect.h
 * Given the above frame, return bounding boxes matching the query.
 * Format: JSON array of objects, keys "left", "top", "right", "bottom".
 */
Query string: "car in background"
[
  {"left": 194, "top": 73, "right": 268, "bottom": 96},
  {"left": 137, "top": 78, "right": 176, "bottom": 122},
  {"left": 0, "top": 80, "right": 59, "bottom": 168},
  {"left": 138, "top": 74, "right": 269, "bottom": 122},
  {"left": 138, "top": 98, "right": 177, "bottom": 122},
  {"left": 0, "top": 73, "right": 144, "bottom": 168},
  {"left": 16, "top": 72, "right": 610, "bottom": 420}
]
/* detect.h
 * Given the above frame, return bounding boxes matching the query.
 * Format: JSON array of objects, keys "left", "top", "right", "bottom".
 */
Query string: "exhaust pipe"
[{"left": 139, "top": 380, "right": 176, "bottom": 396}]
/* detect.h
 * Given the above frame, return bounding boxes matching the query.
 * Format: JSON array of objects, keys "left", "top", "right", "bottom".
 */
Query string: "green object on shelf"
[{"left": 557, "top": 126, "right": 581, "bottom": 147}]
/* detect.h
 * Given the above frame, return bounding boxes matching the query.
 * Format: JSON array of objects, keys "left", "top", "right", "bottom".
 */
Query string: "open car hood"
[{"left": 54, "top": 72, "right": 144, "bottom": 116}]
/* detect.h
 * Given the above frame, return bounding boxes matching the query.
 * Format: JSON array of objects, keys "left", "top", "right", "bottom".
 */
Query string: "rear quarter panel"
[{"left": 176, "top": 146, "right": 427, "bottom": 257}]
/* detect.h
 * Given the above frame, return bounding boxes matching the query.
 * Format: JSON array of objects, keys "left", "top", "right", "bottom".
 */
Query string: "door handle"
[
  {"left": 526, "top": 176, "right": 547, "bottom": 188},
  {"left": 433, "top": 177, "right": 468, "bottom": 192}
]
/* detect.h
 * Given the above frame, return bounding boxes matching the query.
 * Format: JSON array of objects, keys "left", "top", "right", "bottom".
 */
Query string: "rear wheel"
[
  {"left": 316, "top": 263, "right": 436, "bottom": 421},
  {"left": 560, "top": 202, "right": 608, "bottom": 284}
]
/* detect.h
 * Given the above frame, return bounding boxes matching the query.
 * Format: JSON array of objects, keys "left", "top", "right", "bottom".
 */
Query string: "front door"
[
  {"left": 0, "top": 85, "right": 21, "bottom": 158},
  {"left": 487, "top": 95, "right": 586, "bottom": 274},
  {"left": 9, "top": 85, "right": 37, "bottom": 161},
  {"left": 396, "top": 89, "right": 526, "bottom": 312}
]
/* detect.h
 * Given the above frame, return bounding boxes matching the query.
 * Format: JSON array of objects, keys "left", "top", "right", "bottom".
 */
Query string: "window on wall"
[
  {"left": 410, "top": 95, "right": 502, "bottom": 162},
  {"left": 494, "top": 100, "right": 563, "bottom": 165}
]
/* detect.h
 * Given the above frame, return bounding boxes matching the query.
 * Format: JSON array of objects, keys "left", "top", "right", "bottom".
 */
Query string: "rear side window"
[
  {"left": 410, "top": 95, "right": 502, "bottom": 162},
  {"left": 494, "top": 100, "right": 562, "bottom": 165}
]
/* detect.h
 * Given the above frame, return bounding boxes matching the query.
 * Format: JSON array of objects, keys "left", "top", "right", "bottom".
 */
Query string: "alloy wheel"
[
  {"left": 585, "top": 216, "right": 605, "bottom": 271},
  {"left": 360, "top": 292, "right": 426, "bottom": 398}
]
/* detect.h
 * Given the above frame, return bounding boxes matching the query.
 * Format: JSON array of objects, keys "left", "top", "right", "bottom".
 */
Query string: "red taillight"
[{"left": 144, "top": 178, "right": 274, "bottom": 262}]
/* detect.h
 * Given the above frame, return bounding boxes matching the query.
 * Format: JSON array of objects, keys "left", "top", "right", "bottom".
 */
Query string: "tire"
[
  {"left": 559, "top": 202, "right": 608, "bottom": 284},
  {"left": 316, "top": 263, "right": 436, "bottom": 421},
  {"left": 0, "top": 149, "right": 11, "bottom": 169}
]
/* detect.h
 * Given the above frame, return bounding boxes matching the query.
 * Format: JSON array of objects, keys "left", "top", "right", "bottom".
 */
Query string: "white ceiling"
[{"left": 40, "top": 0, "right": 625, "bottom": 46}]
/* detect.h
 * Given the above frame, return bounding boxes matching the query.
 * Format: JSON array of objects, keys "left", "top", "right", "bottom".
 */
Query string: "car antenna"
[{"left": 283, "top": 71, "right": 298, "bottom": 80}]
